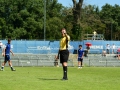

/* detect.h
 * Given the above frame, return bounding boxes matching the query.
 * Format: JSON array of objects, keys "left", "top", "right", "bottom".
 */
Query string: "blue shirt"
[
  {"left": 78, "top": 49, "right": 84, "bottom": 58},
  {"left": 5, "top": 43, "right": 11, "bottom": 55}
]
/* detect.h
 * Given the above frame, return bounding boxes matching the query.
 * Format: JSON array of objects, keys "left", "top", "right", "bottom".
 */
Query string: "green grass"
[{"left": 0, "top": 66, "right": 120, "bottom": 90}]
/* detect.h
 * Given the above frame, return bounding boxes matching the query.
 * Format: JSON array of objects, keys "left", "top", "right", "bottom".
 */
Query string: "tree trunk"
[
  {"left": 72, "top": 0, "right": 84, "bottom": 40},
  {"left": 72, "top": 0, "right": 83, "bottom": 24}
]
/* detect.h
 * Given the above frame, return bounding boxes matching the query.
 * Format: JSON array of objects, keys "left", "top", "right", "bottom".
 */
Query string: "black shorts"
[
  {"left": 78, "top": 58, "right": 83, "bottom": 62},
  {"left": 4, "top": 55, "right": 10, "bottom": 63},
  {"left": 60, "top": 49, "right": 69, "bottom": 63}
]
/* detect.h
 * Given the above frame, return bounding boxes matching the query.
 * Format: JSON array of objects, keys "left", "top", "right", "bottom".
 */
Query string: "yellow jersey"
[{"left": 60, "top": 35, "right": 70, "bottom": 50}]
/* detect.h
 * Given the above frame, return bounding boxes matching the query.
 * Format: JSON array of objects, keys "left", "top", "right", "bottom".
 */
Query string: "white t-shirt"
[
  {"left": 111, "top": 45, "right": 115, "bottom": 49},
  {"left": 0, "top": 42, "right": 3, "bottom": 47},
  {"left": 93, "top": 31, "right": 97, "bottom": 36},
  {"left": 106, "top": 44, "right": 110, "bottom": 49}
]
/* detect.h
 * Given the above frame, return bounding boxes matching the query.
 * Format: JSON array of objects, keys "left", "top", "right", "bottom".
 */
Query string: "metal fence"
[
  {"left": 83, "top": 54, "right": 120, "bottom": 67},
  {"left": 0, "top": 53, "right": 120, "bottom": 67}
]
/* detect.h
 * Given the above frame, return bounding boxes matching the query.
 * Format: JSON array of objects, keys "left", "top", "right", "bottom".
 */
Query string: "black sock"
[
  {"left": 11, "top": 67, "right": 13, "bottom": 70},
  {"left": 63, "top": 66, "right": 65, "bottom": 78},
  {"left": 81, "top": 62, "right": 82, "bottom": 67},
  {"left": 64, "top": 66, "right": 67, "bottom": 79},
  {"left": 1, "top": 66, "right": 4, "bottom": 69}
]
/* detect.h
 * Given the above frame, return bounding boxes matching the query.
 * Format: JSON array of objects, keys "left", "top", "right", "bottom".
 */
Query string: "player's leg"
[
  {"left": 1, "top": 60, "right": 7, "bottom": 71},
  {"left": 60, "top": 50, "right": 69, "bottom": 80},
  {"left": 1, "top": 55, "right": 8, "bottom": 71},
  {"left": 62, "top": 62, "right": 68, "bottom": 80},
  {"left": 60, "top": 55, "right": 65, "bottom": 80},
  {"left": 81, "top": 58, "right": 83, "bottom": 68},
  {"left": 78, "top": 58, "right": 81, "bottom": 69},
  {"left": 8, "top": 60, "right": 15, "bottom": 71},
  {"left": 7, "top": 55, "right": 15, "bottom": 71},
  {"left": 78, "top": 58, "right": 83, "bottom": 69}
]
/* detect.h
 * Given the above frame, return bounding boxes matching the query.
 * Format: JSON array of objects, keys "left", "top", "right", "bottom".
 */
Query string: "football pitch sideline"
[{"left": 0, "top": 67, "right": 120, "bottom": 90}]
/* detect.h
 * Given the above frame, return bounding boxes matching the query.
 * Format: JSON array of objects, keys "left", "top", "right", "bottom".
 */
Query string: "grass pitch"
[{"left": 0, "top": 67, "right": 120, "bottom": 90}]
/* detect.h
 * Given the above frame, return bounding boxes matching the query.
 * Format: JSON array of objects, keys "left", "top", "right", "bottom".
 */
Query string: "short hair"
[
  {"left": 61, "top": 28, "right": 66, "bottom": 30},
  {"left": 79, "top": 45, "right": 82, "bottom": 47},
  {"left": 8, "top": 38, "right": 11, "bottom": 42}
]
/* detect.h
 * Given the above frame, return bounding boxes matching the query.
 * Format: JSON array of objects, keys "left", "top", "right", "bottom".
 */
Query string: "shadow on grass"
[{"left": 38, "top": 78, "right": 60, "bottom": 80}]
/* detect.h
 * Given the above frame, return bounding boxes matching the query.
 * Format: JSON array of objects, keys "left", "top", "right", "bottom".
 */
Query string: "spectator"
[
  {"left": 93, "top": 30, "right": 97, "bottom": 40},
  {"left": 111, "top": 44, "right": 115, "bottom": 54},
  {"left": 0, "top": 41, "right": 4, "bottom": 55},
  {"left": 116, "top": 52, "right": 120, "bottom": 60},
  {"left": 0, "top": 41, "right": 3, "bottom": 49},
  {"left": 102, "top": 49, "right": 106, "bottom": 57},
  {"left": 106, "top": 44, "right": 110, "bottom": 54},
  {"left": 84, "top": 46, "right": 90, "bottom": 57}
]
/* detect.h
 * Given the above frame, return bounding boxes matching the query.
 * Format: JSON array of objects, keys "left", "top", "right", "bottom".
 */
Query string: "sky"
[{"left": 58, "top": 0, "right": 120, "bottom": 9}]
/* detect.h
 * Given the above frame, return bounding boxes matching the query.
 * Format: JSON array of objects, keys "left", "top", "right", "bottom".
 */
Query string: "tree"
[
  {"left": 0, "top": 0, "right": 119, "bottom": 40},
  {"left": 0, "top": 0, "right": 65, "bottom": 40},
  {"left": 100, "top": 4, "right": 120, "bottom": 40},
  {"left": 45, "top": 0, "right": 65, "bottom": 40},
  {"left": 71, "top": 0, "right": 83, "bottom": 40},
  {"left": 80, "top": 5, "right": 106, "bottom": 40}
]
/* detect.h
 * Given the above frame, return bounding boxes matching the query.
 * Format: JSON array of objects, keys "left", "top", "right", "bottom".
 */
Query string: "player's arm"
[
  {"left": 2, "top": 44, "right": 6, "bottom": 56},
  {"left": 65, "top": 34, "right": 70, "bottom": 41},
  {"left": 82, "top": 51, "right": 84, "bottom": 58},
  {"left": 2, "top": 48, "right": 6, "bottom": 56},
  {"left": 77, "top": 50, "right": 79, "bottom": 58},
  {"left": 57, "top": 49, "right": 60, "bottom": 59},
  {"left": 62, "top": 29, "right": 70, "bottom": 41},
  {"left": 10, "top": 50, "right": 14, "bottom": 56}
]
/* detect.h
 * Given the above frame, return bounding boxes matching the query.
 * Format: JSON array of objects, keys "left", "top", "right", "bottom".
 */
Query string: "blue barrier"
[{"left": 0, "top": 40, "right": 120, "bottom": 54}]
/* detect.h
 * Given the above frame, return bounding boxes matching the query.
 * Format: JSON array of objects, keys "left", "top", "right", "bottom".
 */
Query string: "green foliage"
[
  {"left": 0, "top": 0, "right": 120, "bottom": 40},
  {"left": 0, "top": 0, "right": 63, "bottom": 40},
  {"left": 100, "top": 4, "right": 120, "bottom": 40}
]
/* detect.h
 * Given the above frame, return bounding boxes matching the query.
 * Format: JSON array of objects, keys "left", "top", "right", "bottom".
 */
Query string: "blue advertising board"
[{"left": 0, "top": 40, "right": 120, "bottom": 54}]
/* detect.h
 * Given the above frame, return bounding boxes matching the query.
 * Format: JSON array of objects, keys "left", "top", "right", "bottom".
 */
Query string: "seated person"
[
  {"left": 116, "top": 52, "right": 120, "bottom": 60},
  {"left": 86, "top": 46, "right": 90, "bottom": 53},
  {"left": 93, "top": 30, "right": 97, "bottom": 40},
  {"left": 84, "top": 46, "right": 90, "bottom": 57},
  {"left": 102, "top": 49, "right": 106, "bottom": 56}
]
